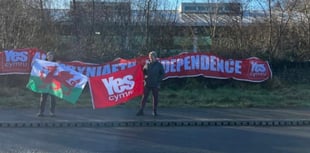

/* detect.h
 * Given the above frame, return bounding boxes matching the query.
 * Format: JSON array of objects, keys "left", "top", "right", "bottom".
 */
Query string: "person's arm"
[
  {"left": 143, "top": 64, "right": 148, "bottom": 78},
  {"left": 158, "top": 62, "right": 165, "bottom": 81}
]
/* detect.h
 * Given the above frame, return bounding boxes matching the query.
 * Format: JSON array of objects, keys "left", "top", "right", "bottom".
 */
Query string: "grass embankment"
[
  {"left": 0, "top": 83, "right": 309, "bottom": 109},
  {"left": 159, "top": 84, "right": 310, "bottom": 108}
]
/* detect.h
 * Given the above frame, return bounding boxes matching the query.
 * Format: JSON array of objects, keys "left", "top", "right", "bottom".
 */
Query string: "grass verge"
[{"left": 0, "top": 83, "right": 309, "bottom": 109}]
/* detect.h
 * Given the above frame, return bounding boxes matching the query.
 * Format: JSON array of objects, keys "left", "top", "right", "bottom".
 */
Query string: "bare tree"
[
  {"left": 127, "top": 0, "right": 178, "bottom": 56},
  {"left": 0, "top": 0, "right": 58, "bottom": 51},
  {"left": 294, "top": 0, "right": 310, "bottom": 60}
]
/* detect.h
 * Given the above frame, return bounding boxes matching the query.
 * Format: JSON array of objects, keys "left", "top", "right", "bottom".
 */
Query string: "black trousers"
[
  {"left": 139, "top": 87, "right": 159, "bottom": 112},
  {"left": 39, "top": 93, "right": 56, "bottom": 114}
]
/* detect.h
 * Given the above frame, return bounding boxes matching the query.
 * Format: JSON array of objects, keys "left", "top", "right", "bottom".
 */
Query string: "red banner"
[
  {"left": 0, "top": 49, "right": 271, "bottom": 83},
  {"left": 89, "top": 65, "right": 144, "bottom": 109},
  {"left": 63, "top": 52, "right": 272, "bottom": 82},
  {"left": 60, "top": 58, "right": 137, "bottom": 78},
  {"left": 160, "top": 52, "right": 272, "bottom": 82},
  {"left": 0, "top": 48, "right": 45, "bottom": 75}
]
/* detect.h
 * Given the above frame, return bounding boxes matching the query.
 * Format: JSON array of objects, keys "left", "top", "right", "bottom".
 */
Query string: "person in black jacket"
[
  {"left": 136, "top": 51, "right": 165, "bottom": 117},
  {"left": 37, "top": 51, "right": 57, "bottom": 117}
]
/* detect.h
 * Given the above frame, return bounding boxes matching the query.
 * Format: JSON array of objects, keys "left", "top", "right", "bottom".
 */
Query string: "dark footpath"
[{"left": 1, "top": 107, "right": 310, "bottom": 128}]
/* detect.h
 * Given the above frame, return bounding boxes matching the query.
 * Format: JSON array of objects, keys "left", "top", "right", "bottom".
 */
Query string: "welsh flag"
[{"left": 27, "top": 59, "right": 88, "bottom": 104}]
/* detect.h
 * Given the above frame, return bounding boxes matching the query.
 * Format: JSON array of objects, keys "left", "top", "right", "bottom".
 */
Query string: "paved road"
[
  {"left": 1, "top": 107, "right": 310, "bottom": 153},
  {"left": 1, "top": 126, "right": 310, "bottom": 153},
  {"left": 1, "top": 107, "right": 310, "bottom": 128}
]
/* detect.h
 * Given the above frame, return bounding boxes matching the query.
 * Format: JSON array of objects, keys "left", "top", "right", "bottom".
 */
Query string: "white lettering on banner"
[
  {"left": 191, "top": 55, "right": 200, "bottom": 70},
  {"left": 108, "top": 90, "right": 134, "bottom": 102},
  {"left": 77, "top": 66, "right": 86, "bottom": 74},
  {"left": 32, "top": 52, "right": 46, "bottom": 62},
  {"left": 200, "top": 55, "right": 209, "bottom": 70},
  {"left": 210, "top": 55, "right": 217, "bottom": 71},
  {"left": 102, "top": 75, "right": 135, "bottom": 95},
  {"left": 60, "top": 62, "right": 136, "bottom": 77},
  {"left": 112, "top": 63, "right": 130, "bottom": 73},
  {"left": 176, "top": 58, "right": 183, "bottom": 72},
  {"left": 96, "top": 66, "right": 102, "bottom": 76},
  {"left": 4, "top": 50, "right": 28, "bottom": 62},
  {"left": 86, "top": 67, "right": 96, "bottom": 77},
  {"left": 249, "top": 61, "right": 267, "bottom": 77},
  {"left": 184, "top": 56, "right": 190, "bottom": 70},
  {"left": 102, "top": 75, "right": 135, "bottom": 102},
  {"left": 251, "top": 61, "right": 266, "bottom": 73},
  {"left": 102, "top": 64, "right": 111, "bottom": 74},
  {"left": 4, "top": 62, "right": 28, "bottom": 67},
  {"left": 161, "top": 55, "right": 242, "bottom": 74},
  {"left": 170, "top": 59, "right": 176, "bottom": 72}
]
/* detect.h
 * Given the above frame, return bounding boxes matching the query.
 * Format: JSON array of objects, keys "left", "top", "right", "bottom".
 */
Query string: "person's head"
[
  {"left": 46, "top": 51, "right": 55, "bottom": 61},
  {"left": 148, "top": 51, "right": 157, "bottom": 62}
]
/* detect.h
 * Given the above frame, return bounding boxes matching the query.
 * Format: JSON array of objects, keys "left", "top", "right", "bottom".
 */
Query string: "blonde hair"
[
  {"left": 149, "top": 51, "right": 157, "bottom": 58},
  {"left": 47, "top": 51, "right": 55, "bottom": 56}
]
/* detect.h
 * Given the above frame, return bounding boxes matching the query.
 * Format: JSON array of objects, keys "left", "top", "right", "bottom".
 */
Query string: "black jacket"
[{"left": 143, "top": 61, "right": 165, "bottom": 88}]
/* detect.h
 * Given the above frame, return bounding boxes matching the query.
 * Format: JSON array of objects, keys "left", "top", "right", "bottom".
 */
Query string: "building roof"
[{"left": 46, "top": 4, "right": 308, "bottom": 26}]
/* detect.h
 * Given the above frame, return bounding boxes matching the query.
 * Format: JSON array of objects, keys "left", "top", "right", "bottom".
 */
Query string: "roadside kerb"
[{"left": 0, "top": 119, "right": 310, "bottom": 128}]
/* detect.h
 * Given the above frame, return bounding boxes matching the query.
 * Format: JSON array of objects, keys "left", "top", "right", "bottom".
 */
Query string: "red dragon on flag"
[
  {"left": 27, "top": 59, "right": 88, "bottom": 104},
  {"left": 39, "top": 65, "right": 81, "bottom": 95}
]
